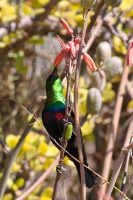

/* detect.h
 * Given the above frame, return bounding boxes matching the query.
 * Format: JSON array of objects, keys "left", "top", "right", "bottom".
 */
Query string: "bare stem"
[
  {"left": 120, "top": 139, "right": 133, "bottom": 191},
  {"left": 117, "top": 173, "right": 133, "bottom": 200},
  {"left": 86, "top": 0, "right": 104, "bottom": 34},
  {"left": 74, "top": 10, "right": 90, "bottom": 200},
  {"left": 84, "top": 17, "right": 103, "bottom": 52}
]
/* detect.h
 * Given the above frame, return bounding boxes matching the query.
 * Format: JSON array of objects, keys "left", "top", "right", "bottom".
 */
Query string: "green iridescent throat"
[{"left": 46, "top": 76, "right": 66, "bottom": 108}]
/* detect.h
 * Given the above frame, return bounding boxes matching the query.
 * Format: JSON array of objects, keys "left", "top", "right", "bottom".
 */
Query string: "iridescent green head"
[{"left": 46, "top": 68, "right": 65, "bottom": 106}]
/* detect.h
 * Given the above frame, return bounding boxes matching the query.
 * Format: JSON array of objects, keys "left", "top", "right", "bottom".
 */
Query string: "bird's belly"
[{"left": 43, "top": 116, "right": 63, "bottom": 149}]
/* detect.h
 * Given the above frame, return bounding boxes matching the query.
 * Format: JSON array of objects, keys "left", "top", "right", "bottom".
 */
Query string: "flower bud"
[
  {"left": 104, "top": 0, "right": 122, "bottom": 7},
  {"left": 57, "top": 35, "right": 65, "bottom": 48},
  {"left": 83, "top": 52, "right": 97, "bottom": 71},
  {"left": 91, "top": 70, "right": 106, "bottom": 91},
  {"left": 95, "top": 41, "right": 111, "bottom": 67},
  {"left": 60, "top": 18, "right": 73, "bottom": 35},
  {"left": 74, "top": 37, "right": 81, "bottom": 45},
  {"left": 81, "top": 0, "right": 95, "bottom": 9},
  {"left": 87, "top": 88, "right": 102, "bottom": 115},
  {"left": 104, "top": 56, "right": 122, "bottom": 80},
  {"left": 68, "top": 41, "right": 76, "bottom": 58},
  {"left": 54, "top": 50, "right": 64, "bottom": 68}
]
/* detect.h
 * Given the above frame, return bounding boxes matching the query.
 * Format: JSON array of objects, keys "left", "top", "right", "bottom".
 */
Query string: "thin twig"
[
  {"left": 117, "top": 173, "right": 133, "bottom": 200},
  {"left": 84, "top": 16, "right": 103, "bottom": 52},
  {"left": 74, "top": 10, "right": 91, "bottom": 200},
  {"left": 86, "top": 0, "right": 104, "bottom": 35},
  {"left": 121, "top": 140, "right": 133, "bottom": 191},
  {"left": 0, "top": 137, "right": 10, "bottom": 155},
  {"left": 126, "top": 80, "right": 133, "bottom": 100},
  {"left": 16, "top": 0, "right": 23, "bottom": 29}
]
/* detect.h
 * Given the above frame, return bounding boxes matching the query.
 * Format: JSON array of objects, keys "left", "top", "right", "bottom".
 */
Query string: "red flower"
[
  {"left": 54, "top": 19, "right": 97, "bottom": 72},
  {"left": 54, "top": 50, "right": 64, "bottom": 68},
  {"left": 126, "top": 41, "right": 133, "bottom": 67},
  {"left": 60, "top": 18, "right": 73, "bottom": 35},
  {"left": 82, "top": 52, "right": 97, "bottom": 71},
  {"left": 68, "top": 41, "right": 76, "bottom": 58}
]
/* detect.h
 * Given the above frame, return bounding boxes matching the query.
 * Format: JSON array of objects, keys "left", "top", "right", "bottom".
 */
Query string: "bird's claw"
[
  {"left": 63, "top": 119, "right": 72, "bottom": 126},
  {"left": 56, "top": 164, "right": 66, "bottom": 174}
]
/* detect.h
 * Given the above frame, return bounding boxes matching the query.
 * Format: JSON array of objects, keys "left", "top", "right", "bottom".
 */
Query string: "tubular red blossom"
[
  {"left": 60, "top": 18, "right": 73, "bottom": 35},
  {"left": 54, "top": 50, "right": 64, "bottom": 68},
  {"left": 126, "top": 41, "right": 133, "bottom": 67},
  {"left": 63, "top": 44, "right": 70, "bottom": 51},
  {"left": 74, "top": 37, "right": 81, "bottom": 45},
  {"left": 56, "top": 35, "right": 66, "bottom": 48},
  {"left": 63, "top": 44, "right": 71, "bottom": 59},
  {"left": 82, "top": 52, "right": 97, "bottom": 72},
  {"left": 68, "top": 41, "right": 76, "bottom": 58}
]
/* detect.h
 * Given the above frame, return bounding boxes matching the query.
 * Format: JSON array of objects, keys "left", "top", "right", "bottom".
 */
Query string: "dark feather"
[{"left": 42, "top": 68, "right": 97, "bottom": 188}]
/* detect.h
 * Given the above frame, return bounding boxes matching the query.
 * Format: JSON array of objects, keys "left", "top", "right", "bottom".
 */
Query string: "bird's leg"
[
  {"left": 56, "top": 120, "right": 72, "bottom": 174},
  {"left": 56, "top": 161, "right": 66, "bottom": 174},
  {"left": 63, "top": 119, "right": 72, "bottom": 126}
]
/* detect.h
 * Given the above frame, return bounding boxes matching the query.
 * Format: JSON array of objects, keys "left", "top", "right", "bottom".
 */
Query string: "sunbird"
[{"left": 42, "top": 68, "right": 96, "bottom": 188}]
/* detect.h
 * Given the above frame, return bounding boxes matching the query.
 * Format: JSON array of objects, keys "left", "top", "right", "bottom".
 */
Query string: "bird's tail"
[{"left": 74, "top": 161, "right": 97, "bottom": 188}]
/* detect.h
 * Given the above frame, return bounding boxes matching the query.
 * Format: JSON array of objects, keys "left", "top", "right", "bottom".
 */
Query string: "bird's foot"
[
  {"left": 56, "top": 164, "right": 66, "bottom": 174},
  {"left": 63, "top": 119, "right": 72, "bottom": 126}
]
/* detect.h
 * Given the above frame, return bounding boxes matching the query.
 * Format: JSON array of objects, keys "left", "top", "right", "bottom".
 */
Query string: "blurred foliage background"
[{"left": 0, "top": 0, "right": 133, "bottom": 200}]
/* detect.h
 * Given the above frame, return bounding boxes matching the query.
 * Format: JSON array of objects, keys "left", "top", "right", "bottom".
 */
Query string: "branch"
[
  {"left": 117, "top": 173, "right": 133, "bottom": 200},
  {"left": 86, "top": 0, "right": 104, "bottom": 35},
  {"left": 84, "top": 16, "right": 103, "bottom": 52},
  {"left": 126, "top": 80, "right": 133, "bottom": 100},
  {"left": 120, "top": 142, "right": 132, "bottom": 191},
  {"left": 74, "top": 10, "right": 91, "bottom": 200},
  {"left": 0, "top": 137, "right": 10, "bottom": 155}
]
